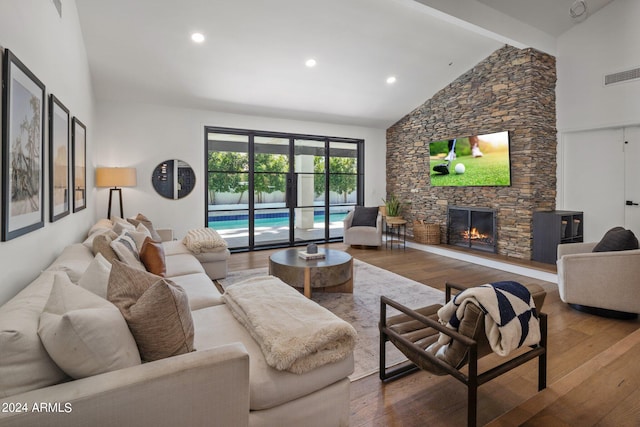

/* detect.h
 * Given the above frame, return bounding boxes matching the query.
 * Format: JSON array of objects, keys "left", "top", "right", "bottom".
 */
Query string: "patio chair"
[{"left": 379, "top": 282, "right": 548, "bottom": 427}]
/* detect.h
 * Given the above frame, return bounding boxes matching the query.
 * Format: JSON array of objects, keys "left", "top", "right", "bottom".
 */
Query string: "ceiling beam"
[{"left": 406, "top": 0, "right": 557, "bottom": 55}]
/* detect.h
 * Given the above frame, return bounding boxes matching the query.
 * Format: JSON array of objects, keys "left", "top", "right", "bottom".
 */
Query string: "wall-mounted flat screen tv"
[{"left": 429, "top": 131, "right": 511, "bottom": 186}]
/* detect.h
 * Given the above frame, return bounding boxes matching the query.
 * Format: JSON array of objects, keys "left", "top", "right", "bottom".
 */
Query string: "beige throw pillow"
[
  {"left": 111, "top": 216, "right": 136, "bottom": 235},
  {"left": 78, "top": 253, "right": 112, "bottom": 298},
  {"left": 127, "top": 213, "right": 162, "bottom": 242},
  {"left": 107, "top": 261, "right": 195, "bottom": 362},
  {"left": 38, "top": 275, "right": 141, "bottom": 379},
  {"left": 82, "top": 227, "right": 112, "bottom": 250},
  {"left": 92, "top": 231, "right": 119, "bottom": 264}
]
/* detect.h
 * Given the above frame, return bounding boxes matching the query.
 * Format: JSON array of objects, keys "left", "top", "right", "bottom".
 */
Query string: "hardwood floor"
[{"left": 227, "top": 243, "right": 640, "bottom": 426}]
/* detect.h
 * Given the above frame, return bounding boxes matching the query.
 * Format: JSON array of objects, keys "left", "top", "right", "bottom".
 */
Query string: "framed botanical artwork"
[
  {"left": 72, "top": 117, "right": 87, "bottom": 213},
  {"left": 2, "top": 49, "right": 46, "bottom": 241},
  {"left": 49, "top": 94, "right": 70, "bottom": 222}
]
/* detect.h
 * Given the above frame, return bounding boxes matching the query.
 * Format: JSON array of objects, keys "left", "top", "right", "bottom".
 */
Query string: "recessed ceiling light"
[
  {"left": 191, "top": 32, "right": 205, "bottom": 43},
  {"left": 305, "top": 58, "right": 317, "bottom": 68},
  {"left": 386, "top": 76, "right": 397, "bottom": 84}
]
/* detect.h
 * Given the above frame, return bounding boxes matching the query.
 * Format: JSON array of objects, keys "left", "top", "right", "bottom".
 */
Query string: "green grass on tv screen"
[
  {"left": 430, "top": 152, "right": 510, "bottom": 186},
  {"left": 429, "top": 132, "right": 511, "bottom": 186}
]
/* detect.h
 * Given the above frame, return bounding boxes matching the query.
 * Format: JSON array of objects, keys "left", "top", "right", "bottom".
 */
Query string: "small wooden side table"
[{"left": 385, "top": 218, "right": 407, "bottom": 250}]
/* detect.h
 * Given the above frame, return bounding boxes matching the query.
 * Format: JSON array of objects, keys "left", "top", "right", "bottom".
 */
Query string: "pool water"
[{"left": 209, "top": 212, "right": 348, "bottom": 230}]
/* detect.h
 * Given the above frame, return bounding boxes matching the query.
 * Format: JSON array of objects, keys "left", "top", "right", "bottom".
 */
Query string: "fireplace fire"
[
  {"left": 462, "top": 227, "right": 491, "bottom": 242},
  {"left": 447, "top": 206, "right": 496, "bottom": 253}
]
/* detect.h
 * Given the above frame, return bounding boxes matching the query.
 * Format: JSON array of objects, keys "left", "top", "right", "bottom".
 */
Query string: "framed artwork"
[
  {"left": 72, "top": 117, "right": 86, "bottom": 212},
  {"left": 49, "top": 94, "right": 70, "bottom": 222},
  {"left": 2, "top": 49, "right": 46, "bottom": 241}
]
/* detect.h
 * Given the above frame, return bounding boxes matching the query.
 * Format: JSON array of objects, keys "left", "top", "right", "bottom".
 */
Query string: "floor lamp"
[{"left": 96, "top": 167, "right": 137, "bottom": 218}]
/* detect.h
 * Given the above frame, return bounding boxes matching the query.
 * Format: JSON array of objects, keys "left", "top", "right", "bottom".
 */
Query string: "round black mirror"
[{"left": 151, "top": 159, "right": 195, "bottom": 199}]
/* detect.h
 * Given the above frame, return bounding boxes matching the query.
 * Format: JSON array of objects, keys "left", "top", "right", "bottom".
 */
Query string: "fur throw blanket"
[
  {"left": 182, "top": 228, "right": 228, "bottom": 253},
  {"left": 437, "top": 281, "right": 541, "bottom": 357},
  {"left": 222, "top": 276, "right": 356, "bottom": 374}
]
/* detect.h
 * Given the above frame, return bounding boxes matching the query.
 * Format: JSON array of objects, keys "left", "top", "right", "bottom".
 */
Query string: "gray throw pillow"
[
  {"left": 351, "top": 207, "right": 379, "bottom": 227},
  {"left": 593, "top": 227, "right": 639, "bottom": 252}
]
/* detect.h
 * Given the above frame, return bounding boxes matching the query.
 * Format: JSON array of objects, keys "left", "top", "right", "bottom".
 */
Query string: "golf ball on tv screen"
[{"left": 455, "top": 163, "right": 465, "bottom": 174}]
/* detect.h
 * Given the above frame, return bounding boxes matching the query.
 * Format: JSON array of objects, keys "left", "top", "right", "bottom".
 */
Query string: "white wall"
[
  {"left": 560, "top": 128, "right": 626, "bottom": 241},
  {"left": 556, "top": 0, "right": 640, "bottom": 132},
  {"left": 556, "top": 0, "right": 640, "bottom": 231},
  {"left": 0, "top": 0, "right": 95, "bottom": 304},
  {"left": 93, "top": 101, "right": 386, "bottom": 239}
]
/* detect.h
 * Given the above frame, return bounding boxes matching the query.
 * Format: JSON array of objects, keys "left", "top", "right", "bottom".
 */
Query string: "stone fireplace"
[
  {"left": 447, "top": 206, "right": 496, "bottom": 253},
  {"left": 385, "top": 46, "right": 557, "bottom": 259}
]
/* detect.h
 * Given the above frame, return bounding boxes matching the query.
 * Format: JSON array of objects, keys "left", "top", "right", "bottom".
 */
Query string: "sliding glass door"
[
  {"left": 253, "top": 136, "right": 289, "bottom": 247},
  {"left": 206, "top": 127, "right": 363, "bottom": 251},
  {"left": 293, "top": 139, "right": 326, "bottom": 243},
  {"left": 206, "top": 132, "right": 250, "bottom": 248}
]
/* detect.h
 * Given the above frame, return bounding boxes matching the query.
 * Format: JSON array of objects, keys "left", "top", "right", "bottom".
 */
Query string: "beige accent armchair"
[
  {"left": 557, "top": 242, "right": 640, "bottom": 316},
  {"left": 343, "top": 211, "right": 383, "bottom": 247}
]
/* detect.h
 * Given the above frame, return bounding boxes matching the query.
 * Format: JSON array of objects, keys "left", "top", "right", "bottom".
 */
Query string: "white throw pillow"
[
  {"left": 110, "top": 233, "right": 145, "bottom": 270},
  {"left": 78, "top": 253, "right": 112, "bottom": 299},
  {"left": 126, "top": 223, "right": 152, "bottom": 251},
  {"left": 0, "top": 272, "right": 68, "bottom": 398},
  {"left": 88, "top": 218, "right": 114, "bottom": 236},
  {"left": 38, "top": 275, "right": 141, "bottom": 379}
]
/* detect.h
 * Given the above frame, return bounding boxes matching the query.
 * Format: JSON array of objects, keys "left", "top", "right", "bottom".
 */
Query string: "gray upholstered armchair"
[
  {"left": 343, "top": 207, "right": 383, "bottom": 247},
  {"left": 557, "top": 241, "right": 640, "bottom": 317}
]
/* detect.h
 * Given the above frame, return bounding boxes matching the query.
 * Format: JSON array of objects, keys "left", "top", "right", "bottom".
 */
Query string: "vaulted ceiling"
[
  {"left": 76, "top": 0, "right": 616, "bottom": 128},
  {"left": 476, "top": 0, "right": 614, "bottom": 36}
]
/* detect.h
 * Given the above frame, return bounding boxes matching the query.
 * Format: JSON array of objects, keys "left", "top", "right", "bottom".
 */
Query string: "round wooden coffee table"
[{"left": 268, "top": 248, "right": 353, "bottom": 298}]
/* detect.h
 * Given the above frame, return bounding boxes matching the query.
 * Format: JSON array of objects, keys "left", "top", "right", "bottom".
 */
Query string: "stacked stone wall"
[{"left": 386, "top": 45, "right": 557, "bottom": 259}]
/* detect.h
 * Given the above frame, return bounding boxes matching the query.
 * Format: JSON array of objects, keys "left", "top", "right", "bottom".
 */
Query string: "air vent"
[
  {"left": 604, "top": 67, "right": 640, "bottom": 86},
  {"left": 52, "top": 0, "right": 62, "bottom": 18}
]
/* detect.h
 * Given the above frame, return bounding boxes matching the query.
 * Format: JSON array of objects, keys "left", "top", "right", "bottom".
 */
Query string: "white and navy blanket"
[{"left": 437, "top": 281, "right": 541, "bottom": 357}]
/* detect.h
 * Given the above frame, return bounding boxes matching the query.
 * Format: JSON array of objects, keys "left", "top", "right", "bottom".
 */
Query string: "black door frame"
[{"left": 205, "top": 126, "right": 364, "bottom": 251}]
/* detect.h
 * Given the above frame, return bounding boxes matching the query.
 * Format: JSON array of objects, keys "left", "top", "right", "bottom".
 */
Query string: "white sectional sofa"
[{"left": 0, "top": 220, "right": 354, "bottom": 426}]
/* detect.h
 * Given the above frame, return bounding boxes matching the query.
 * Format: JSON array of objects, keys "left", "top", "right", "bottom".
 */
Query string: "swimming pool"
[{"left": 208, "top": 211, "right": 348, "bottom": 230}]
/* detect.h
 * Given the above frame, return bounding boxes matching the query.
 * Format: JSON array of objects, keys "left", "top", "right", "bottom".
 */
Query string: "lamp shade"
[{"left": 96, "top": 167, "right": 137, "bottom": 188}]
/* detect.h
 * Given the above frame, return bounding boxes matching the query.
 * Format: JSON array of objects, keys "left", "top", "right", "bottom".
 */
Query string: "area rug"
[{"left": 216, "top": 259, "right": 445, "bottom": 381}]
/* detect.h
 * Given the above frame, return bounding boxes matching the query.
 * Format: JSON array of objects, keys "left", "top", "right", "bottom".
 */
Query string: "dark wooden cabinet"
[{"left": 532, "top": 210, "right": 584, "bottom": 264}]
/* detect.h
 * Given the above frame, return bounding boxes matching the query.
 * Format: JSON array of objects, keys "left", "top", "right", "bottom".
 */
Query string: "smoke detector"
[{"left": 570, "top": 0, "right": 588, "bottom": 23}]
